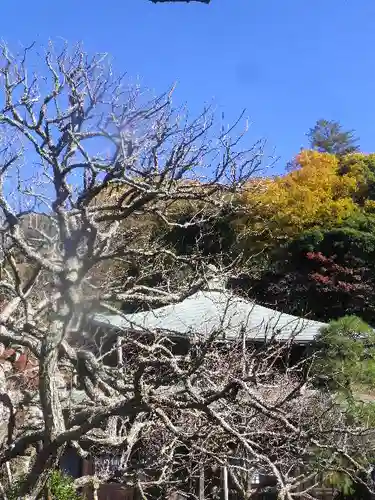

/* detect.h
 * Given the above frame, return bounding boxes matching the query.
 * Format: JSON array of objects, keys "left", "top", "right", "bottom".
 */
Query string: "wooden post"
[
  {"left": 222, "top": 466, "right": 229, "bottom": 500},
  {"left": 117, "top": 337, "right": 123, "bottom": 368},
  {"left": 92, "top": 478, "right": 100, "bottom": 500},
  {"left": 199, "top": 465, "right": 205, "bottom": 499}
]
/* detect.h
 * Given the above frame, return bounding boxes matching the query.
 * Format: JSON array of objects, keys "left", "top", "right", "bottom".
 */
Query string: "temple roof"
[{"left": 91, "top": 290, "right": 326, "bottom": 344}]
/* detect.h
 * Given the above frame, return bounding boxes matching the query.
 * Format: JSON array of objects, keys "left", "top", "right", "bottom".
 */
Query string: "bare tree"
[{"left": 0, "top": 41, "right": 372, "bottom": 500}]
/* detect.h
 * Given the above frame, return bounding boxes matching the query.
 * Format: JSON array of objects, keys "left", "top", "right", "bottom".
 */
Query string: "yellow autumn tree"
[
  {"left": 337, "top": 153, "right": 375, "bottom": 207},
  {"left": 239, "top": 150, "right": 359, "bottom": 246}
]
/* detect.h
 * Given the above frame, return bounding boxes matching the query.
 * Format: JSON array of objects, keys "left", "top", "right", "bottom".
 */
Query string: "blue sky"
[{"left": 2, "top": 0, "right": 375, "bottom": 172}]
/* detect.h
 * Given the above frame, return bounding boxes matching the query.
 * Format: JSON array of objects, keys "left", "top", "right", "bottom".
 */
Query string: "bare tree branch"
[{"left": 0, "top": 41, "right": 371, "bottom": 500}]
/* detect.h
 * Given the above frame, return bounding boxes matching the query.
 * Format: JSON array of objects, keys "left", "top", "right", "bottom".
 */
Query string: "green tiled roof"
[{"left": 91, "top": 290, "right": 326, "bottom": 344}]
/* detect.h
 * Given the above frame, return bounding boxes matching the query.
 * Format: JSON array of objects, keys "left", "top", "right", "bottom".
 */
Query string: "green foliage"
[
  {"left": 314, "top": 316, "right": 375, "bottom": 394},
  {"left": 338, "top": 153, "right": 375, "bottom": 203},
  {"left": 48, "top": 470, "right": 82, "bottom": 500},
  {"left": 242, "top": 215, "right": 375, "bottom": 325},
  {"left": 287, "top": 228, "right": 324, "bottom": 254},
  {"left": 312, "top": 315, "right": 375, "bottom": 490},
  {"left": 284, "top": 224, "right": 375, "bottom": 266},
  {"left": 324, "top": 470, "right": 374, "bottom": 500},
  {"left": 324, "top": 470, "right": 355, "bottom": 496},
  {"left": 311, "top": 226, "right": 375, "bottom": 261},
  {"left": 307, "top": 119, "right": 359, "bottom": 155},
  {"left": 236, "top": 220, "right": 375, "bottom": 324},
  {"left": 309, "top": 449, "right": 373, "bottom": 498},
  {"left": 344, "top": 211, "right": 375, "bottom": 233},
  {"left": 7, "top": 470, "right": 82, "bottom": 500},
  {"left": 334, "top": 226, "right": 375, "bottom": 252}
]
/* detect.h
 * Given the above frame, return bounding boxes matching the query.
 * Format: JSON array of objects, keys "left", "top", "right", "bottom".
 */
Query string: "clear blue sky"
[{"left": 2, "top": 0, "right": 375, "bottom": 172}]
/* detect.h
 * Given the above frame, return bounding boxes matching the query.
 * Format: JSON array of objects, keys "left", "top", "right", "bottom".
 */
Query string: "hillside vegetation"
[
  {"left": 146, "top": 120, "right": 375, "bottom": 326},
  {"left": 238, "top": 149, "right": 375, "bottom": 324}
]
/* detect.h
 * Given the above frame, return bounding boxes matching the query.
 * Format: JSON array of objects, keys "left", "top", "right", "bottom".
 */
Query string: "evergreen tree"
[{"left": 307, "top": 119, "right": 359, "bottom": 155}]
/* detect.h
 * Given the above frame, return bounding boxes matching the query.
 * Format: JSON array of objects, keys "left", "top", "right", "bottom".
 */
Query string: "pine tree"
[{"left": 307, "top": 119, "right": 359, "bottom": 155}]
